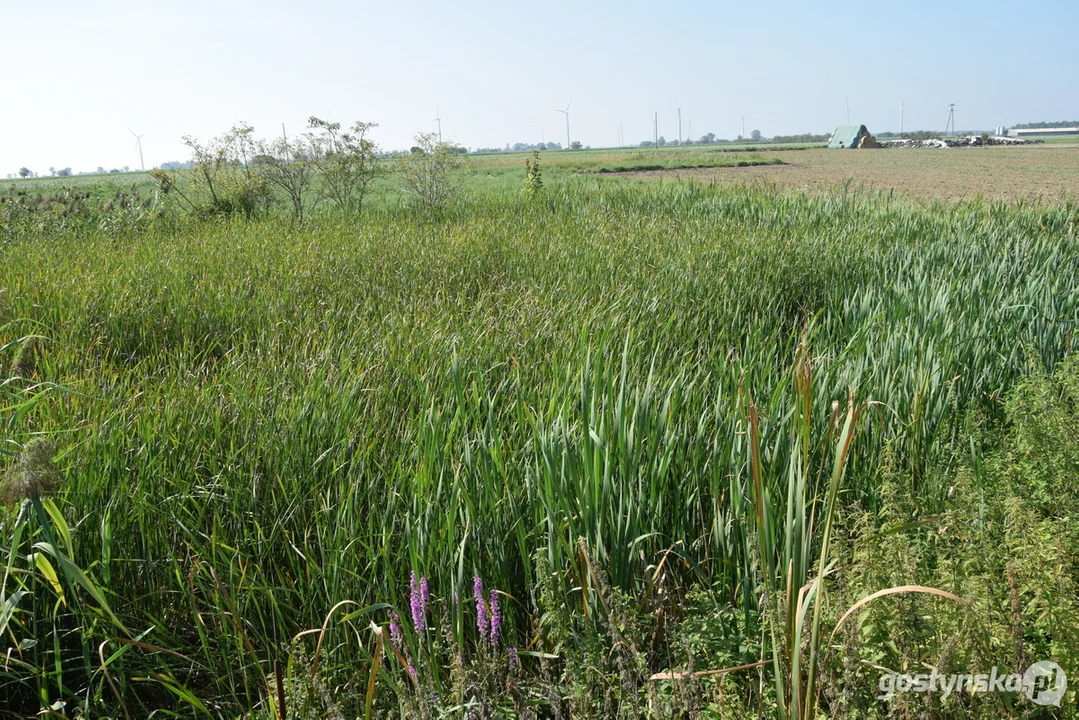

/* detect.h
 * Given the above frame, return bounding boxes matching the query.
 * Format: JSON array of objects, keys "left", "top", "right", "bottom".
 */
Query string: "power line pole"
[
  {"left": 946, "top": 103, "right": 955, "bottom": 137},
  {"left": 653, "top": 112, "right": 658, "bottom": 147},
  {"left": 677, "top": 104, "right": 682, "bottom": 143},
  {"left": 900, "top": 102, "right": 904, "bottom": 135}
]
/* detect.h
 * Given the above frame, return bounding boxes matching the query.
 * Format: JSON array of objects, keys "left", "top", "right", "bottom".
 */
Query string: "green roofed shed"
[{"left": 828, "top": 125, "right": 870, "bottom": 148}]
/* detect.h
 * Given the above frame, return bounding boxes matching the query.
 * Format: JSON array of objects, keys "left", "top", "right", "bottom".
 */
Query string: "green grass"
[{"left": 1, "top": 169, "right": 1078, "bottom": 717}]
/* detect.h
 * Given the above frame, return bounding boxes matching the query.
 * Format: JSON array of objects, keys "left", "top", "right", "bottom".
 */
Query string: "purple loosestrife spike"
[
  {"left": 474, "top": 576, "right": 489, "bottom": 642},
  {"left": 489, "top": 591, "right": 501, "bottom": 647},
  {"left": 421, "top": 576, "right": 430, "bottom": 612},
  {"left": 410, "top": 571, "right": 425, "bottom": 633},
  {"left": 408, "top": 660, "right": 417, "bottom": 681},
  {"left": 508, "top": 646, "right": 518, "bottom": 673},
  {"left": 389, "top": 612, "right": 402, "bottom": 647}
]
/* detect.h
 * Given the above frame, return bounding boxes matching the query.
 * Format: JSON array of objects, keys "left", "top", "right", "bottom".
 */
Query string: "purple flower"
[
  {"left": 421, "top": 576, "right": 430, "bottom": 609},
  {"left": 408, "top": 660, "right": 417, "bottom": 681},
  {"left": 389, "top": 612, "right": 402, "bottom": 647},
  {"left": 489, "top": 591, "right": 501, "bottom": 647},
  {"left": 410, "top": 571, "right": 427, "bottom": 633},
  {"left": 508, "top": 646, "right": 518, "bottom": 673},
  {"left": 474, "top": 576, "right": 488, "bottom": 642}
]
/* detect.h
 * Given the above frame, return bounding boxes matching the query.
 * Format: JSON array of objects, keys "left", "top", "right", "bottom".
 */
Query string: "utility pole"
[
  {"left": 677, "top": 104, "right": 682, "bottom": 143},
  {"left": 741, "top": 105, "right": 745, "bottom": 140},
  {"left": 653, "top": 112, "right": 658, "bottom": 147},
  {"left": 946, "top": 103, "right": 955, "bottom": 137},
  {"left": 688, "top": 120, "right": 692, "bottom": 143},
  {"left": 900, "top": 102, "right": 904, "bottom": 135}
]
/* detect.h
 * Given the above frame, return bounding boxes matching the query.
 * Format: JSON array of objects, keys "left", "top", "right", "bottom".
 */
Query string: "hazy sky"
[{"left": 3, "top": 0, "right": 1076, "bottom": 174}]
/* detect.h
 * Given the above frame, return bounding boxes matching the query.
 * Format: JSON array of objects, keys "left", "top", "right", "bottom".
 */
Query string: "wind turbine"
[
  {"left": 128, "top": 128, "right": 147, "bottom": 172},
  {"left": 433, "top": 107, "right": 443, "bottom": 142},
  {"left": 555, "top": 101, "right": 571, "bottom": 149}
]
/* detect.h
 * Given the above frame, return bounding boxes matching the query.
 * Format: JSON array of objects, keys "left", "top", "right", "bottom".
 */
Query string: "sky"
[{"left": 2, "top": 0, "right": 1077, "bottom": 175}]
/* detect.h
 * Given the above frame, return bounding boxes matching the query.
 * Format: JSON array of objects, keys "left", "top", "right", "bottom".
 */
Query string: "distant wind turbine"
[
  {"left": 433, "top": 107, "right": 443, "bottom": 142},
  {"left": 128, "top": 128, "right": 147, "bottom": 171},
  {"left": 555, "top": 101, "right": 572, "bottom": 148}
]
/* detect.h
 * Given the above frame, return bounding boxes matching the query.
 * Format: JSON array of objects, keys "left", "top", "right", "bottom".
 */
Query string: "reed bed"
[{"left": 1, "top": 176, "right": 1077, "bottom": 717}]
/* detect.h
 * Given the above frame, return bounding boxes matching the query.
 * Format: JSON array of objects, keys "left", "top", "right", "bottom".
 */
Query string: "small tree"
[
  {"left": 157, "top": 123, "right": 273, "bottom": 218},
  {"left": 396, "top": 132, "right": 462, "bottom": 215},
  {"left": 255, "top": 133, "right": 317, "bottom": 222},
  {"left": 307, "top": 117, "right": 382, "bottom": 215},
  {"left": 18, "top": 168, "right": 30, "bottom": 178},
  {"left": 751, "top": 129, "right": 762, "bottom": 141}
]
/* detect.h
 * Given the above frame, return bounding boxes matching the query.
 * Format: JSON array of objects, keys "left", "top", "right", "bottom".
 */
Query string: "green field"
[{"left": 2, "top": 148, "right": 1078, "bottom": 717}]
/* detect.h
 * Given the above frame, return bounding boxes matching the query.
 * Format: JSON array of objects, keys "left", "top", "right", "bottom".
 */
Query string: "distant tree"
[
  {"left": 570, "top": 140, "right": 582, "bottom": 150},
  {"left": 751, "top": 129, "right": 762, "bottom": 141},
  {"left": 57, "top": 168, "right": 72, "bottom": 177},
  {"left": 770, "top": 133, "right": 830, "bottom": 144},
  {"left": 699, "top": 133, "right": 716, "bottom": 144},
  {"left": 18, "top": 167, "right": 30, "bottom": 178},
  {"left": 657, "top": 136, "right": 666, "bottom": 146},
  {"left": 48, "top": 167, "right": 56, "bottom": 177},
  {"left": 639, "top": 140, "right": 654, "bottom": 147},
  {"left": 96, "top": 166, "right": 105, "bottom": 174}
]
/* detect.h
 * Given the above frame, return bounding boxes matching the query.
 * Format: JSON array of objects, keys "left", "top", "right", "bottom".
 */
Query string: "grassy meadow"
[{"left": 2, "top": 147, "right": 1079, "bottom": 718}]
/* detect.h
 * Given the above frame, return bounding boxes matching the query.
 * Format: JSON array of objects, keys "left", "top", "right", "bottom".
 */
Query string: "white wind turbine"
[
  {"left": 128, "top": 128, "right": 147, "bottom": 171},
  {"left": 555, "top": 101, "right": 572, "bottom": 149}
]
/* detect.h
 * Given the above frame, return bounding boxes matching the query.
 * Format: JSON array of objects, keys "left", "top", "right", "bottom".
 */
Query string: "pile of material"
[{"left": 879, "top": 135, "right": 1027, "bottom": 149}]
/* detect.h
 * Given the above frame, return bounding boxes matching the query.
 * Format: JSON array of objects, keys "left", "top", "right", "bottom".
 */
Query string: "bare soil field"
[{"left": 634, "top": 144, "right": 1079, "bottom": 203}]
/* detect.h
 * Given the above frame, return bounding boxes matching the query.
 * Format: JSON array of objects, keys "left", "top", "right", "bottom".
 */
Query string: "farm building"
[
  {"left": 827, "top": 125, "right": 875, "bottom": 148},
  {"left": 1007, "top": 127, "right": 1079, "bottom": 138}
]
